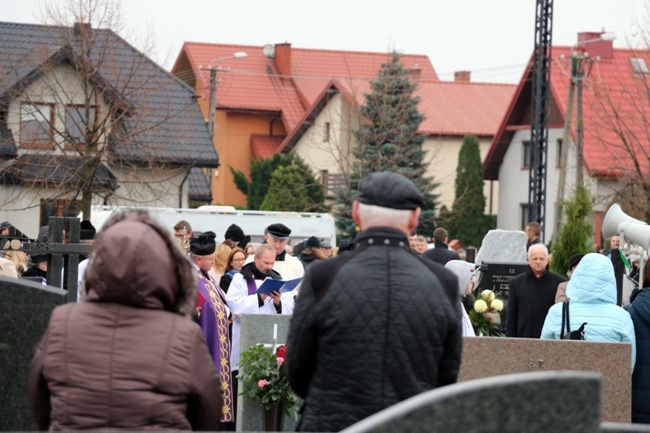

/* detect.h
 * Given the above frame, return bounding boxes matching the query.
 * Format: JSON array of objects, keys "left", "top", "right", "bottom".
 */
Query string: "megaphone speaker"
[
  {"left": 622, "top": 223, "right": 650, "bottom": 251},
  {"left": 602, "top": 203, "right": 647, "bottom": 240}
]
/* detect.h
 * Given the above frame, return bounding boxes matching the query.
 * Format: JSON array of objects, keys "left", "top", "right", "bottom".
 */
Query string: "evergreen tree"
[
  {"left": 550, "top": 184, "right": 594, "bottom": 276},
  {"left": 335, "top": 52, "right": 437, "bottom": 240},
  {"left": 448, "top": 135, "right": 493, "bottom": 247},
  {"left": 260, "top": 165, "right": 311, "bottom": 211},
  {"left": 231, "top": 153, "right": 325, "bottom": 211}
]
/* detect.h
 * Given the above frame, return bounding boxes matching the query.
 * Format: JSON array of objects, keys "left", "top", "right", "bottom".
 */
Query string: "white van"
[{"left": 83, "top": 205, "right": 337, "bottom": 247}]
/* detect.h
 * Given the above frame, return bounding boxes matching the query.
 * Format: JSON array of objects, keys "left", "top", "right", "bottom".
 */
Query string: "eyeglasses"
[{"left": 232, "top": 258, "right": 246, "bottom": 262}]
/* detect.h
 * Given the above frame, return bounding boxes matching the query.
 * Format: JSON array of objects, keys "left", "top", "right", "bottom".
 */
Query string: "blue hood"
[{"left": 566, "top": 253, "right": 616, "bottom": 304}]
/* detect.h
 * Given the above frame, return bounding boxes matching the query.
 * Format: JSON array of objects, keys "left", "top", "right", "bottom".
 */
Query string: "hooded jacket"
[
  {"left": 29, "top": 214, "right": 222, "bottom": 431},
  {"left": 541, "top": 253, "right": 636, "bottom": 371},
  {"left": 626, "top": 288, "right": 650, "bottom": 422},
  {"left": 445, "top": 260, "right": 476, "bottom": 337}
]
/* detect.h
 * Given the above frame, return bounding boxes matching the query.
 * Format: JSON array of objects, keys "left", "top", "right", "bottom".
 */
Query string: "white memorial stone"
[{"left": 476, "top": 229, "right": 528, "bottom": 265}]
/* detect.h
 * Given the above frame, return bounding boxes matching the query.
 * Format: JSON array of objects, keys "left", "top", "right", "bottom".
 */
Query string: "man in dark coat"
[
  {"left": 286, "top": 172, "right": 462, "bottom": 432},
  {"left": 423, "top": 227, "right": 459, "bottom": 265},
  {"left": 506, "top": 244, "right": 566, "bottom": 338},
  {"left": 525, "top": 221, "right": 542, "bottom": 251}
]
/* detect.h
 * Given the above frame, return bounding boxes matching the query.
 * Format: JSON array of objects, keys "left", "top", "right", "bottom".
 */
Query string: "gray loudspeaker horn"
[
  {"left": 602, "top": 203, "right": 649, "bottom": 246},
  {"left": 622, "top": 223, "right": 650, "bottom": 251}
]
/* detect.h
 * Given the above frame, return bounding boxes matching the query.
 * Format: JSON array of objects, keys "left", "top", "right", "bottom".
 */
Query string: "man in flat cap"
[
  {"left": 190, "top": 231, "right": 235, "bottom": 429},
  {"left": 286, "top": 171, "right": 462, "bottom": 432},
  {"left": 263, "top": 223, "right": 304, "bottom": 280}
]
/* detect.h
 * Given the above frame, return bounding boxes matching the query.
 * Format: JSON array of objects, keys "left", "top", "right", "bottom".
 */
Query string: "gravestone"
[
  {"left": 237, "top": 314, "right": 297, "bottom": 432},
  {"left": 475, "top": 261, "right": 529, "bottom": 301},
  {"left": 459, "top": 337, "right": 632, "bottom": 423},
  {"left": 340, "top": 371, "right": 601, "bottom": 433},
  {"left": 0, "top": 277, "right": 67, "bottom": 430},
  {"left": 476, "top": 229, "right": 528, "bottom": 265}
]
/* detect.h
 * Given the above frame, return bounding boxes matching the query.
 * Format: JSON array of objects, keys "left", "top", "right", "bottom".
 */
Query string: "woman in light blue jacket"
[{"left": 541, "top": 252, "right": 636, "bottom": 371}]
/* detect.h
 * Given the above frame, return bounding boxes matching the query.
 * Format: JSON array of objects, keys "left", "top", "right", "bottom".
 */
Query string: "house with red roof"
[
  {"left": 172, "top": 42, "right": 436, "bottom": 206},
  {"left": 173, "top": 42, "right": 514, "bottom": 214},
  {"left": 484, "top": 32, "right": 650, "bottom": 248},
  {"left": 280, "top": 75, "right": 515, "bottom": 211}
]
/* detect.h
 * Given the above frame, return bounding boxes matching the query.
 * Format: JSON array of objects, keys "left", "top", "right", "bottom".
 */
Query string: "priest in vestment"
[{"left": 190, "top": 232, "right": 235, "bottom": 430}]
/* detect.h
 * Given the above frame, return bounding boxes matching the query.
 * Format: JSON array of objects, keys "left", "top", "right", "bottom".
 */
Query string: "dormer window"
[
  {"left": 20, "top": 103, "right": 53, "bottom": 148},
  {"left": 631, "top": 58, "right": 649, "bottom": 74},
  {"left": 65, "top": 105, "right": 96, "bottom": 148}
]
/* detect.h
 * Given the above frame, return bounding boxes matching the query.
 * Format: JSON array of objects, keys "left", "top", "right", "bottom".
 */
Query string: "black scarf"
[{"left": 240, "top": 262, "right": 281, "bottom": 282}]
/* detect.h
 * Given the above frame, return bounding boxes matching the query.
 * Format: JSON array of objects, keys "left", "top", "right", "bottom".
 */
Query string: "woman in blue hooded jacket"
[
  {"left": 541, "top": 253, "right": 636, "bottom": 372},
  {"left": 626, "top": 264, "right": 650, "bottom": 423}
]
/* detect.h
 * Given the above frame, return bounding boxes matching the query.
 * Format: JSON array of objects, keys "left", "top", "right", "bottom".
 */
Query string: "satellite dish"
[{"left": 262, "top": 44, "right": 275, "bottom": 59}]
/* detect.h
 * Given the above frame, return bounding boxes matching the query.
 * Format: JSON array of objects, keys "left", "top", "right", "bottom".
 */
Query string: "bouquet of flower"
[
  {"left": 237, "top": 342, "right": 298, "bottom": 415},
  {"left": 468, "top": 289, "right": 505, "bottom": 336}
]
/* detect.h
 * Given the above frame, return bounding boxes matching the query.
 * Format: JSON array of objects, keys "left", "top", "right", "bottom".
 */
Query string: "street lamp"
[{"left": 207, "top": 51, "right": 247, "bottom": 137}]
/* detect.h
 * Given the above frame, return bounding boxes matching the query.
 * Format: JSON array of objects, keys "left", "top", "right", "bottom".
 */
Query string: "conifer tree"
[
  {"left": 231, "top": 153, "right": 325, "bottom": 211},
  {"left": 260, "top": 165, "right": 311, "bottom": 211},
  {"left": 448, "top": 135, "right": 493, "bottom": 247},
  {"left": 550, "top": 184, "right": 593, "bottom": 276},
  {"left": 335, "top": 52, "right": 437, "bottom": 240}
]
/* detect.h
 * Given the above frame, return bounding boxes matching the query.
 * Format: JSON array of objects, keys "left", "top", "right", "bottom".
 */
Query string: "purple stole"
[
  {"left": 246, "top": 278, "right": 258, "bottom": 295},
  {"left": 196, "top": 271, "right": 234, "bottom": 423}
]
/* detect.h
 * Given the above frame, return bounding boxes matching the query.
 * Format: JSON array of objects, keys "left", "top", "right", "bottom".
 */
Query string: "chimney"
[
  {"left": 577, "top": 31, "right": 613, "bottom": 60},
  {"left": 274, "top": 42, "right": 292, "bottom": 78},
  {"left": 454, "top": 70, "right": 471, "bottom": 83},
  {"left": 73, "top": 22, "right": 91, "bottom": 38}
]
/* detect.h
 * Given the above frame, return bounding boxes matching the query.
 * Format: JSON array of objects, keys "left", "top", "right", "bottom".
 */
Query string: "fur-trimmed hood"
[{"left": 83, "top": 210, "right": 195, "bottom": 317}]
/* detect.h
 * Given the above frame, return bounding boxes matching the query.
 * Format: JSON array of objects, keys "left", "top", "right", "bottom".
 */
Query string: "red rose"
[{"left": 275, "top": 345, "right": 287, "bottom": 359}]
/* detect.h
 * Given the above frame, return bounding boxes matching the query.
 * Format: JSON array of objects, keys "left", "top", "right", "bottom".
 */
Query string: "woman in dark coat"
[
  {"left": 29, "top": 210, "right": 222, "bottom": 430},
  {"left": 626, "top": 264, "right": 650, "bottom": 423}
]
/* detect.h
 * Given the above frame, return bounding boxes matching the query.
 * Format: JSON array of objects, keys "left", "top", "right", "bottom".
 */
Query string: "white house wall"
[
  {"left": 292, "top": 93, "right": 356, "bottom": 176},
  {"left": 497, "top": 128, "right": 565, "bottom": 242},
  {"left": 423, "top": 136, "right": 498, "bottom": 213}
]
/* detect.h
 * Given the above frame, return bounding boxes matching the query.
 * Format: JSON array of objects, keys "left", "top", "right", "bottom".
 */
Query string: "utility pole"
[
  {"left": 553, "top": 53, "right": 580, "bottom": 243},
  {"left": 208, "top": 67, "right": 218, "bottom": 137}
]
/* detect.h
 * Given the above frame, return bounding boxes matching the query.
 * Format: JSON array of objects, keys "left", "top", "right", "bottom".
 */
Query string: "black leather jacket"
[{"left": 286, "top": 227, "right": 462, "bottom": 432}]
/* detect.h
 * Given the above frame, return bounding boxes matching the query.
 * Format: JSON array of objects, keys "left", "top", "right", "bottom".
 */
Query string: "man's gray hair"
[
  {"left": 527, "top": 243, "right": 548, "bottom": 258},
  {"left": 357, "top": 202, "right": 412, "bottom": 229},
  {"left": 255, "top": 243, "right": 276, "bottom": 258}
]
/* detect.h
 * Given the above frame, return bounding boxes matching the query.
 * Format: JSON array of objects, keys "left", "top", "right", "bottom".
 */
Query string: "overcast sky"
[{"left": 2, "top": 0, "right": 646, "bottom": 83}]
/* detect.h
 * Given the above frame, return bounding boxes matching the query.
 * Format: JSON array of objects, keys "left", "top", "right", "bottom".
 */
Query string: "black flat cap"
[
  {"left": 306, "top": 236, "right": 320, "bottom": 248},
  {"left": 266, "top": 223, "right": 291, "bottom": 240},
  {"left": 189, "top": 231, "right": 217, "bottom": 256},
  {"left": 80, "top": 220, "right": 96, "bottom": 240},
  {"left": 357, "top": 172, "right": 425, "bottom": 210},
  {"left": 568, "top": 253, "right": 585, "bottom": 270}
]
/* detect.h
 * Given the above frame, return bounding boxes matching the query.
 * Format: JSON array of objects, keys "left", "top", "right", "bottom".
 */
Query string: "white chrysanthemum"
[
  {"left": 491, "top": 299, "right": 504, "bottom": 312},
  {"left": 474, "top": 299, "right": 488, "bottom": 313},
  {"left": 481, "top": 290, "right": 495, "bottom": 303}
]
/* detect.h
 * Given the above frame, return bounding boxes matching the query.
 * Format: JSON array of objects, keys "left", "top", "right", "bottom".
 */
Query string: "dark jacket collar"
[{"left": 354, "top": 227, "right": 410, "bottom": 250}]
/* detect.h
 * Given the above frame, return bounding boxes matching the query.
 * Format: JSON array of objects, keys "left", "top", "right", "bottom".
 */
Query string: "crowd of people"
[{"left": 5, "top": 173, "right": 649, "bottom": 430}]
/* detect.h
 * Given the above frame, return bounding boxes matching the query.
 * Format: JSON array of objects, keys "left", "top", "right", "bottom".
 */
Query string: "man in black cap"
[
  {"left": 189, "top": 231, "right": 235, "bottom": 429},
  {"left": 286, "top": 171, "right": 462, "bottom": 432},
  {"left": 264, "top": 223, "right": 304, "bottom": 280},
  {"left": 76, "top": 220, "right": 97, "bottom": 302},
  {"left": 0, "top": 221, "right": 11, "bottom": 236},
  {"left": 224, "top": 223, "right": 251, "bottom": 249},
  {"left": 22, "top": 254, "right": 48, "bottom": 282}
]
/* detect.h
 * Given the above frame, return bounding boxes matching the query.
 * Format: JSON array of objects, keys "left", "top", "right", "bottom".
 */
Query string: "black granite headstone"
[
  {"left": 0, "top": 276, "right": 66, "bottom": 430},
  {"left": 475, "top": 261, "right": 529, "bottom": 301}
]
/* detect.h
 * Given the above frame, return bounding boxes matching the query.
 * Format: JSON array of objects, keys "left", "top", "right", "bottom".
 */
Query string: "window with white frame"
[{"left": 20, "top": 103, "right": 54, "bottom": 147}]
